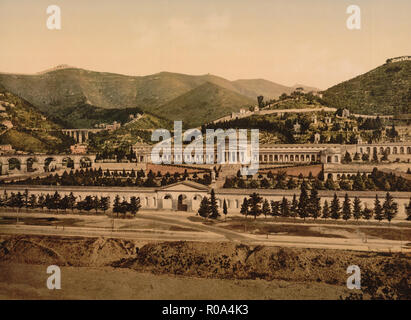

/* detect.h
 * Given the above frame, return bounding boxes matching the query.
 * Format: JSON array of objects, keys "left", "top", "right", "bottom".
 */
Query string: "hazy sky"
[{"left": 0, "top": 0, "right": 410, "bottom": 89}]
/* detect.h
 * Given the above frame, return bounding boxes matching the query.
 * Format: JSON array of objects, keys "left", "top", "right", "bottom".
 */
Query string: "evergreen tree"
[
  {"left": 28, "top": 194, "right": 37, "bottom": 210},
  {"left": 325, "top": 177, "right": 336, "bottom": 190},
  {"left": 129, "top": 196, "right": 141, "bottom": 216},
  {"left": 280, "top": 197, "right": 290, "bottom": 217},
  {"left": 45, "top": 194, "right": 53, "bottom": 211},
  {"left": 83, "top": 196, "right": 94, "bottom": 212},
  {"left": 38, "top": 194, "right": 45, "bottom": 210},
  {"left": 290, "top": 194, "right": 298, "bottom": 219},
  {"left": 91, "top": 196, "right": 100, "bottom": 213},
  {"left": 308, "top": 188, "right": 321, "bottom": 219},
  {"left": 382, "top": 192, "right": 398, "bottom": 223},
  {"left": 120, "top": 198, "right": 129, "bottom": 217},
  {"left": 113, "top": 195, "right": 121, "bottom": 217},
  {"left": 11, "top": 192, "right": 24, "bottom": 212},
  {"left": 353, "top": 173, "right": 365, "bottom": 191},
  {"left": 405, "top": 198, "right": 411, "bottom": 221},
  {"left": 322, "top": 200, "right": 330, "bottom": 220},
  {"left": 298, "top": 183, "right": 309, "bottom": 220},
  {"left": 330, "top": 193, "right": 341, "bottom": 220},
  {"left": 262, "top": 199, "right": 271, "bottom": 218},
  {"left": 209, "top": 189, "right": 219, "bottom": 219},
  {"left": 343, "top": 151, "right": 352, "bottom": 163},
  {"left": 99, "top": 196, "right": 110, "bottom": 214},
  {"left": 223, "top": 199, "right": 228, "bottom": 220},
  {"left": 198, "top": 196, "right": 211, "bottom": 219},
  {"left": 59, "top": 195, "right": 70, "bottom": 212},
  {"left": 23, "top": 189, "right": 29, "bottom": 211},
  {"left": 342, "top": 193, "right": 352, "bottom": 221},
  {"left": 270, "top": 200, "right": 280, "bottom": 217},
  {"left": 374, "top": 195, "right": 384, "bottom": 222},
  {"left": 352, "top": 197, "right": 362, "bottom": 220},
  {"left": 52, "top": 191, "right": 61, "bottom": 212},
  {"left": 240, "top": 197, "right": 249, "bottom": 217},
  {"left": 362, "top": 206, "right": 373, "bottom": 220},
  {"left": 287, "top": 177, "right": 298, "bottom": 189},
  {"left": 68, "top": 192, "right": 76, "bottom": 212},
  {"left": 248, "top": 193, "right": 263, "bottom": 220}
]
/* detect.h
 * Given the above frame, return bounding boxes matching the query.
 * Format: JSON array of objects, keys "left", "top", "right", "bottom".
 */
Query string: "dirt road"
[{"left": 0, "top": 211, "right": 409, "bottom": 252}]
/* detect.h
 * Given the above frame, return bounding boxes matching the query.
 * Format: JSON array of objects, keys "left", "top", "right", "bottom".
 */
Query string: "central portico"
[{"left": 156, "top": 180, "right": 210, "bottom": 212}]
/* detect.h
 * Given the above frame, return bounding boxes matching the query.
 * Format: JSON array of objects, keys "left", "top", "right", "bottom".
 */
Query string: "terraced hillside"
[
  {"left": 0, "top": 87, "right": 73, "bottom": 153},
  {"left": 323, "top": 59, "right": 411, "bottom": 115}
]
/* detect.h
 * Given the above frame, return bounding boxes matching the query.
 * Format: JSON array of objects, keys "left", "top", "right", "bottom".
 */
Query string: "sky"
[{"left": 0, "top": 0, "right": 410, "bottom": 89}]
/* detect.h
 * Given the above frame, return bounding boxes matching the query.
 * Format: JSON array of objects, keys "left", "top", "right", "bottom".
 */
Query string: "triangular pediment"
[{"left": 158, "top": 180, "right": 210, "bottom": 192}]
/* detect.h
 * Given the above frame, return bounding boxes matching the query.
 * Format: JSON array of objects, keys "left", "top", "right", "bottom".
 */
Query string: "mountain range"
[{"left": 0, "top": 67, "right": 319, "bottom": 128}]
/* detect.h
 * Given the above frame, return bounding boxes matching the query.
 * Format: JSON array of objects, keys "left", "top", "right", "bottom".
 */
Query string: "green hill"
[
  {"left": 0, "top": 88, "right": 73, "bottom": 153},
  {"left": 151, "top": 82, "right": 255, "bottom": 127},
  {"left": 0, "top": 67, "right": 316, "bottom": 127},
  {"left": 323, "top": 59, "right": 411, "bottom": 115},
  {"left": 231, "top": 79, "right": 319, "bottom": 100}
]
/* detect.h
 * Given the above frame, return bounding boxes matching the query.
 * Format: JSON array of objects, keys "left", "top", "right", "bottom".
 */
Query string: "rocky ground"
[{"left": 0, "top": 234, "right": 409, "bottom": 300}]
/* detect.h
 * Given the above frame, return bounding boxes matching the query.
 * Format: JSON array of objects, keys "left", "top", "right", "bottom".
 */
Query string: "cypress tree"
[
  {"left": 382, "top": 192, "right": 398, "bottom": 223},
  {"left": 113, "top": 195, "right": 121, "bottom": 217},
  {"left": 374, "top": 195, "right": 383, "bottom": 222},
  {"left": 330, "top": 193, "right": 341, "bottom": 220},
  {"left": 262, "top": 199, "right": 271, "bottom": 218},
  {"left": 240, "top": 197, "right": 249, "bottom": 218},
  {"left": 248, "top": 193, "right": 263, "bottom": 220},
  {"left": 198, "top": 196, "right": 211, "bottom": 219},
  {"left": 308, "top": 188, "right": 321, "bottom": 219},
  {"left": 353, "top": 197, "right": 362, "bottom": 220},
  {"left": 322, "top": 200, "right": 330, "bottom": 220},
  {"left": 209, "top": 189, "right": 219, "bottom": 219},
  {"left": 290, "top": 194, "right": 298, "bottom": 219},
  {"left": 223, "top": 199, "right": 228, "bottom": 220},
  {"left": 99, "top": 196, "right": 110, "bottom": 214},
  {"left": 68, "top": 192, "right": 76, "bottom": 212},
  {"left": 362, "top": 206, "right": 373, "bottom": 220},
  {"left": 129, "top": 196, "right": 141, "bottom": 216},
  {"left": 28, "top": 194, "right": 37, "bottom": 210},
  {"left": 406, "top": 197, "right": 411, "bottom": 221},
  {"left": 280, "top": 197, "right": 290, "bottom": 217},
  {"left": 270, "top": 200, "right": 280, "bottom": 217},
  {"left": 298, "top": 183, "right": 309, "bottom": 221},
  {"left": 342, "top": 193, "right": 352, "bottom": 221}
]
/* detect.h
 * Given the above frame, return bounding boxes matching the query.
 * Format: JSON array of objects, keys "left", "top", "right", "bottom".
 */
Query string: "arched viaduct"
[
  {"left": 61, "top": 129, "right": 103, "bottom": 143},
  {"left": 0, "top": 154, "right": 97, "bottom": 175}
]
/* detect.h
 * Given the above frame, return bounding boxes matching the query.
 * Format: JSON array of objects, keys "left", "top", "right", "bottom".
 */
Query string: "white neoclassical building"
[
  {"left": 1, "top": 180, "right": 410, "bottom": 219},
  {"left": 133, "top": 141, "right": 411, "bottom": 166}
]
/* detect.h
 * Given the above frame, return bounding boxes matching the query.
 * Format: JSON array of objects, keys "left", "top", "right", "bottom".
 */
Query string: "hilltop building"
[
  {"left": 342, "top": 108, "right": 350, "bottom": 118},
  {"left": 0, "top": 144, "right": 15, "bottom": 155},
  {"left": 386, "top": 56, "right": 411, "bottom": 64},
  {"left": 94, "top": 121, "right": 121, "bottom": 131},
  {"left": 70, "top": 144, "right": 88, "bottom": 154}
]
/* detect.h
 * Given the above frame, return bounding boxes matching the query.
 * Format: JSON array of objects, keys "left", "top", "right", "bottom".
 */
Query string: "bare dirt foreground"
[{"left": 0, "top": 235, "right": 409, "bottom": 300}]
